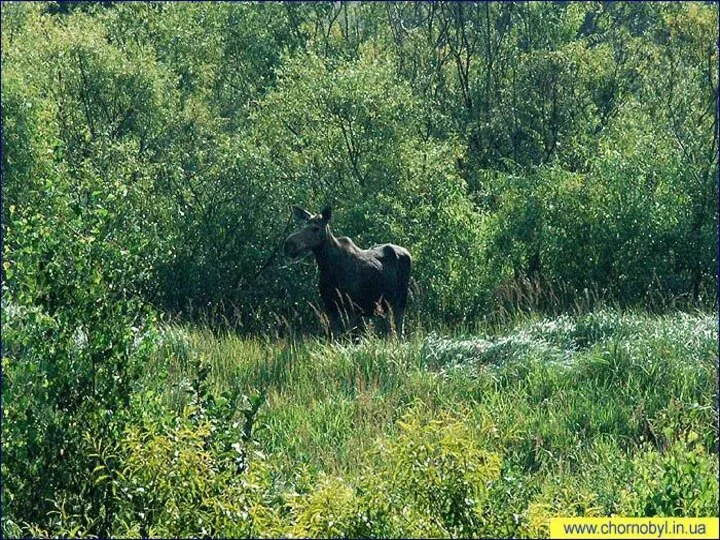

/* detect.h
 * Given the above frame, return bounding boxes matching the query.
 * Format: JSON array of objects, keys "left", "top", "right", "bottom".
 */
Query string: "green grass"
[{"left": 132, "top": 309, "right": 717, "bottom": 537}]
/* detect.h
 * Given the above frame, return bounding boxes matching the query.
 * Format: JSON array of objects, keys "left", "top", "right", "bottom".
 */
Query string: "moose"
[{"left": 283, "top": 205, "right": 411, "bottom": 338}]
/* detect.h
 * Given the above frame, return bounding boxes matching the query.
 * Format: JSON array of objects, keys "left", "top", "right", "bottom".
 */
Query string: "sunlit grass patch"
[{"left": 132, "top": 309, "right": 718, "bottom": 537}]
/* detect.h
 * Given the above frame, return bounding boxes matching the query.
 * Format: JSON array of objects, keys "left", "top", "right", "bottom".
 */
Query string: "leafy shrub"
[
  {"left": 289, "top": 475, "right": 367, "bottom": 538},
  {"left": 2, "top": 18, "right": 164, "bottom": 528},
  {"left": 520, "top": 485, "right": 604, "bottom": 538},
  {"left": 279, "top": 406, "right": 503, "bottom": 538},
  {"left": 1, "top": 165, "right": 158, "bottom": 536},
  {"left": 619, "top": 436, "right": 719, "bottom": 517},
  {"left": 361, "top": 408, "right": 503, "bottom": 537},
  {"left": 108, "top": 391, "right": 257, "bottom": 538}
]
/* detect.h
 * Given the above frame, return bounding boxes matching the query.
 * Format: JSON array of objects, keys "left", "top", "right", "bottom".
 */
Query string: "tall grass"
[
  {"left": 131, "top": 308, "right": 719, "bottom": 537},
  {"left": 12, "top": 307, "right": 715, "bottom": 537}
]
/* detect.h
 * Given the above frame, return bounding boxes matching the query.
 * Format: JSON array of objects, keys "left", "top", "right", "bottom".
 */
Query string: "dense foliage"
[
  {"left": 2, "top": 1, "right": 718, "bottom": 537},
  {"left": 3, "top": 1, "right": 717, "bottom": 327}
]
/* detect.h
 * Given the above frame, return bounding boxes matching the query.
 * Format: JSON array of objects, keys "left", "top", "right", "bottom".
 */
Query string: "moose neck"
[{"left": 312, "top": 229, "right": 345, "bottom": 273}]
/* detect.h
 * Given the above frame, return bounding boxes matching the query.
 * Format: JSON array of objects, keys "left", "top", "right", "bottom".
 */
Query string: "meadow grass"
[{"left": 138, "top": 309, "right": 718, "bottom": 537}]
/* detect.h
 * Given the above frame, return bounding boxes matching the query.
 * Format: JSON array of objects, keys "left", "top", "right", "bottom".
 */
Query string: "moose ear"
[
  {"left": 321, "top": 206, "right": 332, "bottom": 222},
  {"left": 292, "top": 205, "right": 312, "bottom": 222}
]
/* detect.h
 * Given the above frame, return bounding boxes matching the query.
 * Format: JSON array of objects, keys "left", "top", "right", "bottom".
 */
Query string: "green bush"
[
  {"left": 108, "top": 391, "right": 260, "bottom": 538},
  {"left": 1, "top": 163, "right": 158, "bottom": 536},
  {"left": 282, "top": 406, "right": 503, "bottom": 538},
  {"left": 245, "top": 49, "right": 491, "bottom": 324},
  {"left": 620, "top": 436, "right": 719, "bottom": 517},
  {"left": 289, "top": 475, "right": 367, "bottom": 538},
  {"left": 361, "top": 408, "right": 503, "bottom": 537}
]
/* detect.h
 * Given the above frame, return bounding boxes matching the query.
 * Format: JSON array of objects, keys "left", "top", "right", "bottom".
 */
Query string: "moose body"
[{"left": 283, "top": 206, "right": 411, "bottom": 337}]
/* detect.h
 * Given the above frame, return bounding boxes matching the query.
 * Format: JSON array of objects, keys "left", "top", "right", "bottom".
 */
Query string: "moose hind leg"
[
  {"left": 394, "top": 251, "right": 411, "bottom": 338},
  {"left": 393, "top": 307, "right": 405, "bottom": 338},
  {"left": 377, "top": 300, "right": 397, "bottom": 338}
]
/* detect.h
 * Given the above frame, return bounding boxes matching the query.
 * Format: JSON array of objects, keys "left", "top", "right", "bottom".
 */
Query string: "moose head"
[{"left": 283, "top": 205, "right": 332, "bottom": 260}]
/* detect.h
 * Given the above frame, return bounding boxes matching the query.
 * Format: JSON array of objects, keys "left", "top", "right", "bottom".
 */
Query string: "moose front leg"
[
  {"left": 324, "top": 290, "right": 359, "bottom": 340},
  {"left": 320, "top": 290, "right": 344, "bottom": 340}
]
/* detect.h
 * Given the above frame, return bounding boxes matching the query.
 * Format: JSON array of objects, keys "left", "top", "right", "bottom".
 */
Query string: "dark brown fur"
[{"left": 283, "top": 206, "right": 411, "bottom": 337}]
